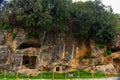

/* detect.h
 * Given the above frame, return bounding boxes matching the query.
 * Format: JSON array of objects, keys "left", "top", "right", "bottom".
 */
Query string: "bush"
[
  {"left": 83, "top": 53, "right": 90, "bottom": 59},
  {"left": 0, "top": 24, "right": 11, "bottom": 31},
  {"left": 98, "top": 44, "right": 105, "bottom": 49},
  {"left": 103, "top": 50, "right": 112, "bottom": 56}
]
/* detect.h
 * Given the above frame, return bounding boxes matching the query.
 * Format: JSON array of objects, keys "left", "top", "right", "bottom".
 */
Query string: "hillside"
[{"left": 0, "top": 0, "right": 120, "bottom": 76}]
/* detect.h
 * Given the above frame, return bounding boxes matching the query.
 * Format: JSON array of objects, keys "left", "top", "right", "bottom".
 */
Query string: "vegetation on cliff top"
[{"left": 0, "top": 0, "right": 119, "bottom": 45}]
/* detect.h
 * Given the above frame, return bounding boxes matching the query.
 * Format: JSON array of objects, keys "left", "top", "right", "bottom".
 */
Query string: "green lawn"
[{"left": 0, "top": 70, "right": 115, "bottom": 79}]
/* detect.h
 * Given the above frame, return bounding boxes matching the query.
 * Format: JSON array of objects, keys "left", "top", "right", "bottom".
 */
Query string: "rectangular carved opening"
[
  {"left": 23, "top": 56, "right": 37, "bottom": 69},
  {"left": 56, "top": 67, "right": 60, "bottom": 72}
]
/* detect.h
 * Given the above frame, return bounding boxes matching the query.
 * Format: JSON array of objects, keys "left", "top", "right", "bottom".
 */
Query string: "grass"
[{"left": 0, "top": 70, "right": 115, "bottom": 79}]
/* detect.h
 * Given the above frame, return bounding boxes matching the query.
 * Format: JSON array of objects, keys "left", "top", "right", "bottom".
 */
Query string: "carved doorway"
[{"left": 23, "top": 56, "right": 37, "bottom": 69}]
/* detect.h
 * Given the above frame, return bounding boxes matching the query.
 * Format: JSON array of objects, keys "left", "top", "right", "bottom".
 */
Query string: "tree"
[
  {"left": 49, "top": 0, "right": 72, "bottom": 33},
  {"left": 0, "top": 0, "right": 118, "bottom": 45},
  {"left": 1, "top": 0, "right": 52, "bottom": 37},
  {"left": 70, "top": 0, "right": 117, "bottom": 44}
]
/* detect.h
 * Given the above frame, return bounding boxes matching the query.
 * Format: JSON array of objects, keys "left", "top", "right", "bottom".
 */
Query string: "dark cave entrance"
[
  {"left": 56, "top": 67, "right": 60, "bottom": 72},
  {"left": 18, "top": 42, "right": 40, "bottom": 49},
  {"left": 23, "top": 56, "right": 37, "bottom": 69},
  {"left": 113, "top": 58, "right": 120, "bottom": 73}
]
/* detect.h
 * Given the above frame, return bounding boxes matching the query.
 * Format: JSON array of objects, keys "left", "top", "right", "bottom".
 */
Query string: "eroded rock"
[
  {"left": 0, "top": 33, "right": 5, "bottom": 45},
  {"left": 0, "top": 45, "right": 8, "bottom": 64},
  {"left": 0, "top": 28, "right": 120, "bottom": 75},
  {"left": 96, "top": 64, "right": 116, "bottom": 74}
]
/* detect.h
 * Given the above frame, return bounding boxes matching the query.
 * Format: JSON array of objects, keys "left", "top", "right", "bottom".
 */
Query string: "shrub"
[
  {"left": 83, "top": 53, "right": 90, "bottom": 59},
  {"left": 103, "top": 50, "right": 112, "bottom": 56},
  {"left": 98, "top": 44, "right": 105, "bottom": 49},
  {"left": 0, "top": 24, "right": 11, "bottom": 31}
]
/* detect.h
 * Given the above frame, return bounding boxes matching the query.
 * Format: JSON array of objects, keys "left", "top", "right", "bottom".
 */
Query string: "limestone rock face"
[
  {"left": 96, "top": 64, "right": 116, "bottom": 74},
  {"left": 91, "top": 48, "right": 105, "bottom": 57},
  {"left": 93, "top": 52, "right": 120, "bottom": 74},
  {"left": 0, "top": 33, "right": 5, "bottom": 45},
  {"left": 0, "top": 45, "right": 11, "bottom": 72},
  {"left": 13, "top": 36, "right": 24, "bottom": 49},
  {"left": 0, "top": 45, "right": 8, "bottom": 64},
  {"left": 0, "top": 28, "right": 89, "bottom": 75},
  {"left": 108, "top": 32, "right": 120, "bottom": 51},
  {"left": 78, "top": 52, "right": 120, "bottom": 74},
  {"left": 111, "top": 52, "right": 120, "bottom": 73},
  {"left": 13, "top": 51, "right": 21, "bottom": 68},
  {"left": 93, "top": 55, "right": 105, "bottom": 65},
  {"left": 0, "top": 28, "right": 120, "bottom": 75},
  {"left": 90, "top": 40, "right": 106, "bottom": 57}
]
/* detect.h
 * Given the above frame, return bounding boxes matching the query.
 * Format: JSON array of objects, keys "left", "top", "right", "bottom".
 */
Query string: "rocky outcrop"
[
  {"left": 96, "top": 64, "right": 116, "bottom": 74},
  {"left": 108, "top": 32, "right": 120, "bottom": 51},
  {"left": 90, "top": 40, "right": 107, "bottom": 57},
  {"left": 0, "top": 45, "right": 8, "bottom": 63},
  {"left": 0, "top": 28, "right": 90, "bottom": 75},
  {"left": 78, "top": 52, "right": 120, "bottom": 74},
  {"left": 0, "top": 28, "right": 120, "bottom": 75},
  {"left": 111, "top": 52, "right": 120, "bottom": 73},
  {"left": 0, "top": 33, "right": 6, "bottom": 45},
  {"left": 0, "top": 33, "right": 12, "bottom": 72}
]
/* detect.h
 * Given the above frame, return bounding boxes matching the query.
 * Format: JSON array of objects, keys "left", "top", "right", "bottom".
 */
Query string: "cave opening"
[
  {"left": 23, "top": 56, "right": 37, "bottom": 69},
  {"left": 110, "top": 48, "right": 120, "bottom": 52},
  {"left": 56, "top": 67, "right": 60, "bottom": 72},
  {"left": 18, "top": 42, "right": 40, "bottom": 49}
]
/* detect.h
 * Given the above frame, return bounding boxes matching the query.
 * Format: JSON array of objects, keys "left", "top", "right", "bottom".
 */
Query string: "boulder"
[{"left": 96, "top": 64, "right": 116, "bottom": 74}]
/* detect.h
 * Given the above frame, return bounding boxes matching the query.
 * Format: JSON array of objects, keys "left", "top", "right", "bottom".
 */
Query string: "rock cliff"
[
  {"left": 0, "top": 28, "right": 119, "bottom": 75},
  {"left": 0, "top": 28, "right": 89, "bottom": 75}
]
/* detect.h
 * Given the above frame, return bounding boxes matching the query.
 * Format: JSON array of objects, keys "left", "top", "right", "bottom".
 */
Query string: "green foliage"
[
  {"left": 71, "top": 0, "right": 117, "bottom": 44},
  {"left": 12, "top": 32, "right": 17, "bottom": 40},
  {"left": 83, "top": 53, "right": 90, "bottom": 59},
  {"left": 103, "top": 50, "right": 112, "bottom": 56},
  {"left": 27, "top": 31, "right": 40, "bottom": 39},
  {"left": 0, "top": 0, "right": 118, "bottom": 45},
  {"left": 2, "top": 0, "right": 52, "bottom": 36},
  {"left": 98, "top": 44, "right": 105, "bottom": 49},
  {"left": 79, "top": 56, "right": 83, "bottom": 61},
  {"left": 115, "top": 14, "right": 120, "bottom": 32},
  {"left": 0, "top": 24, "right": 11, "bottom": 30}
]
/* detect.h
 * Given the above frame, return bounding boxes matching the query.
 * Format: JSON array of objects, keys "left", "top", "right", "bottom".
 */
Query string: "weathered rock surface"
[
  {"left": 90, "top": 40, "right": 106, "bottom": 57},
  {"left": 0, "top": 33, "right": 5, "bottom": 45},
  {"left": 108, "top": 33, "right": 120, "bottom": 51},
  {"left": 0, "top": 28, "right": 120, "bottom": 75},
  {"left": 0, "top": 45, "right": 12, "bottom": 72},
  {"left": 78, "top": 52, "right": 120, "bottom": 74},
  {"left": 96, "top": 64, "right": 116, "bottom": 74},
  {"left": 111, "top": 52, "right": 120, "bottom": 73},
  {"left": 0, "top": 45, "right": 8, "bottom": 64},
  {"left": 95, "top": 52, "right": 120, "bottom": 74}
]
